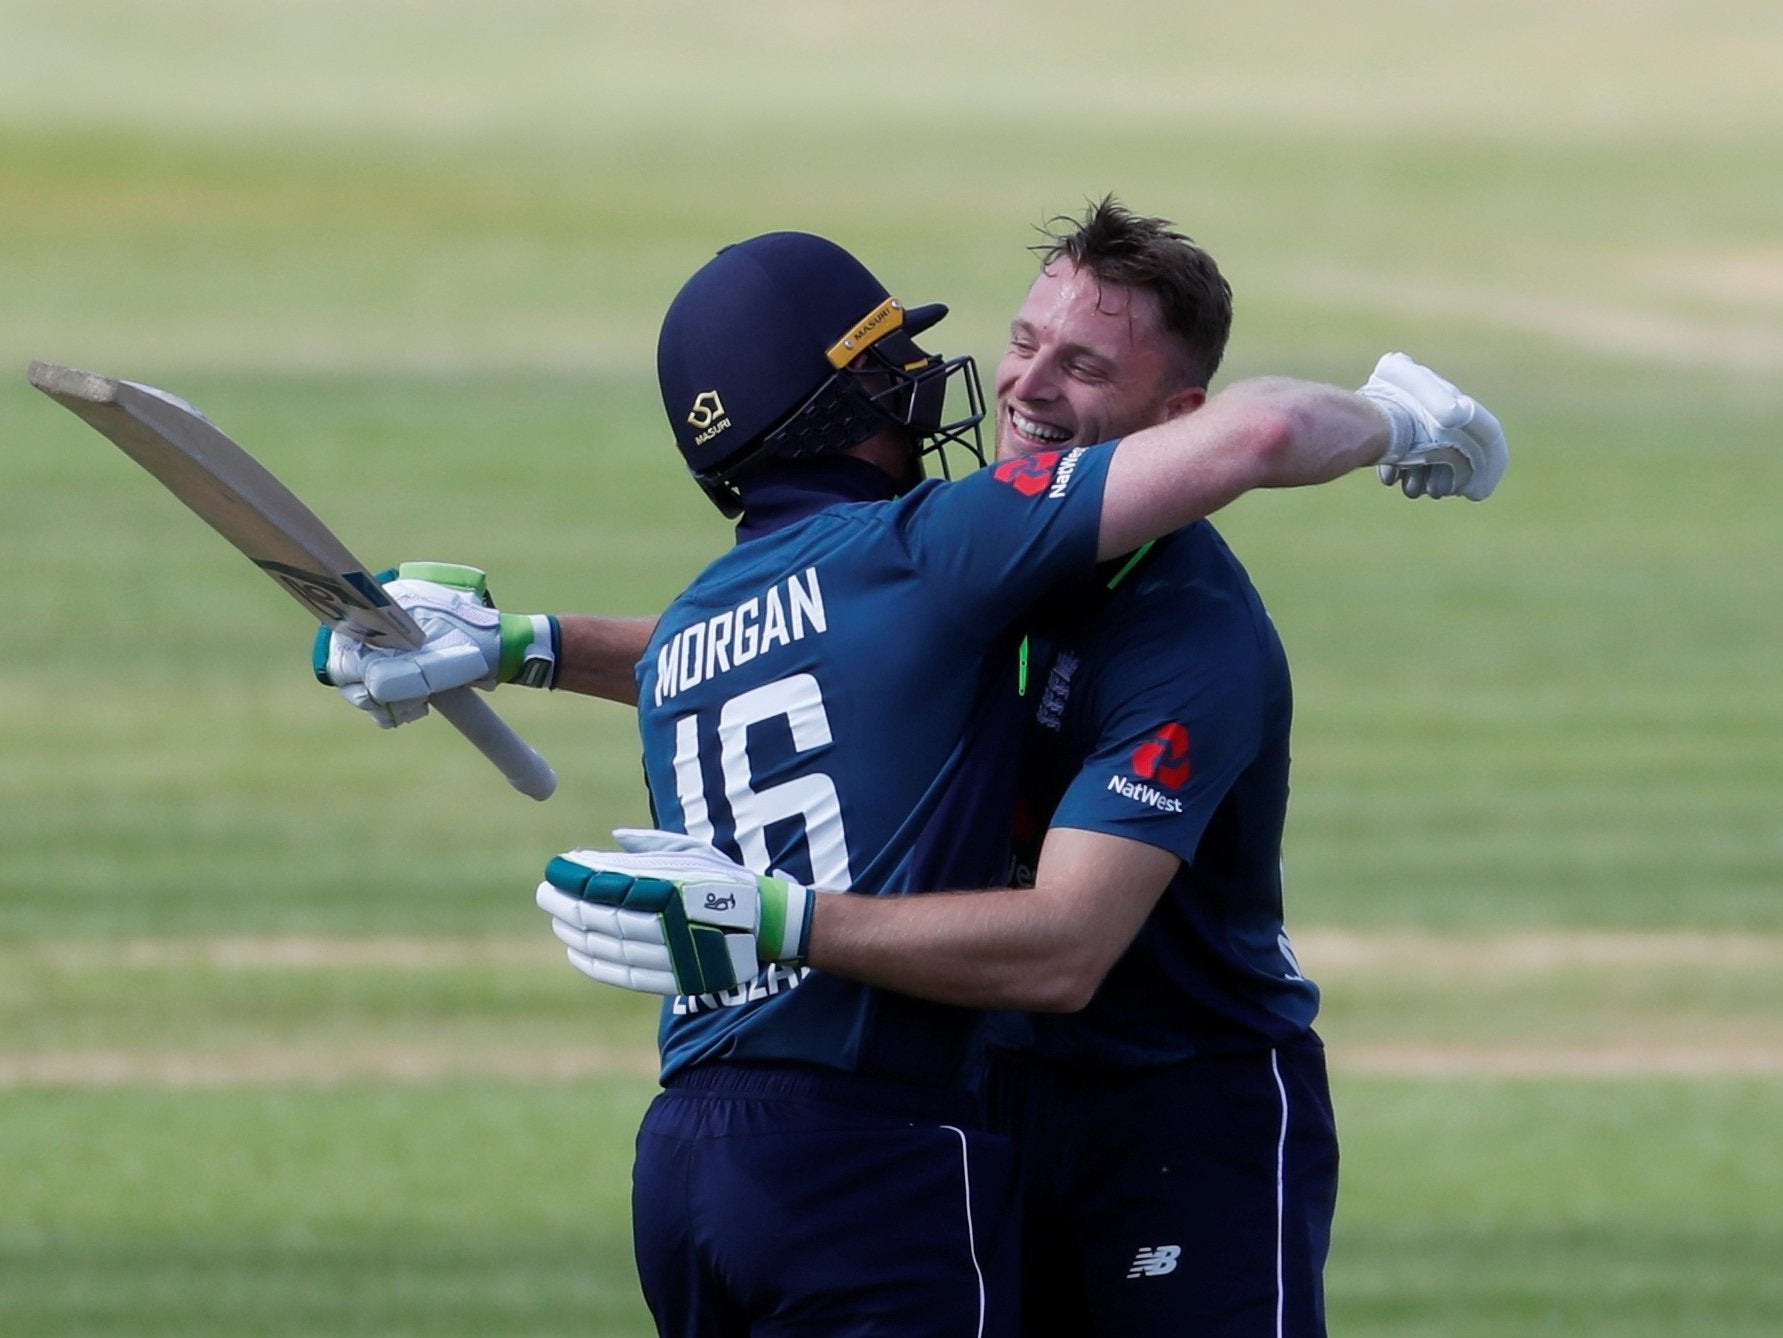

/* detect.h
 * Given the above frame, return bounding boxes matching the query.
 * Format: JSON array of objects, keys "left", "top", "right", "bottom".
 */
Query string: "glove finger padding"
[
  {"left": 360, "top": 635, "right": 491, "bottom": 702},
  {"left": 536, "top": 881, "right": 680, "bottom": 990},
  {"left": 544, "top": 853, "right": 683, "bottom": 910},
  {"left": 334, "top": 680, "right": 431, "bottom": 728},
  {"left": 1361, "top": 352, "right": 1508, "bottom": 502},
  {"left": 554, "top": 913, "right": 675, "bottom": 973},
  {"left": 359, "top": 576, "right": 503, "bottom": 700},
  {"left": 537, "top": 880, "right": 656, "bottom": 936},
  {"left": 568, "top": 836, "right": 816, "bottom": 966},
  {"left": 1451, "top": 399, "right": 1507, "bottom": 501},
  {"left": 315, "top": 564, "right": 559, "bottom": 725},
  {"left": 1369, "top": 352, "right": 1473, "bottom": 431},
  {"left": 543, "top": 851, "right": 762, "bottom": 997},
  {"left": 565, "top": 944, "right": 679, "bottom": 996}
]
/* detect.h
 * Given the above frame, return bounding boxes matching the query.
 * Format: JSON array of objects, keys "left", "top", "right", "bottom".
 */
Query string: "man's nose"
[{"left": 1007, "top": 353, "right": 1058, "bottom": 403}]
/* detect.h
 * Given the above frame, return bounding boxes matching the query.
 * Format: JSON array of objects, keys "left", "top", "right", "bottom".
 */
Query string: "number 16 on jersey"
[{"left": 667, "top": 674, "right": 853, "bottom": 887}]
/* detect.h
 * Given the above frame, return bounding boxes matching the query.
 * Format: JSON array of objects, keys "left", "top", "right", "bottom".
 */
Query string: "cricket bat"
[{"left": 28, "top": 360, "right": 557, "bottom": 801}]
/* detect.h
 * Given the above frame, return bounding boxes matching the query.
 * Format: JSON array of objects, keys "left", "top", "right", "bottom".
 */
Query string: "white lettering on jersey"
[
  {"left": 720, "top": 674, "right": 853, "bottom": 888},
  {"left": 1048, "top": 446, "right": 1087, "bottom": 498},
  {"left": 670, "top": 964, "right": 812, "bottom": 1013},
  {"left": 655, "top": 567, "right": 828, "bottom": 705},
  {"left": 673, "top": 714, "right": 715, "bottom": 843},
  {"left": 1107, "top": 774, "right": 1185, "bottom": 814}
]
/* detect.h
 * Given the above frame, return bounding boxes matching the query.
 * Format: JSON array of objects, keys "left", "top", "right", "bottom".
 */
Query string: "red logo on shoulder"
[
  {"left": 993, "top": 451, "right": 1062, "bottom": 497},
  {"left": 1131, "top": 722, "right": 1191, "bottom": 790}
]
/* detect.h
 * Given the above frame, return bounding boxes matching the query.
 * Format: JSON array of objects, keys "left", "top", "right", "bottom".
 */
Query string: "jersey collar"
[{"left": 734, "top": 456, "right": 907, "bottom": 543}]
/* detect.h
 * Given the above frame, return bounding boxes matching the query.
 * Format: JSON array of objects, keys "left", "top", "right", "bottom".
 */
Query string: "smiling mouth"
[{"left": 1007, "top": 406, "right": 1072, "bottom": 446}]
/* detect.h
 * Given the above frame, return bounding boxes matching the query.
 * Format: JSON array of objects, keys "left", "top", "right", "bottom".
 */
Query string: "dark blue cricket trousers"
[
  {"left": 985, "top": 1033, "right": 1339, "bottom": 1336},
  {"left": 632, "top": 1063, "right": 1021, "bottom": 1337}
]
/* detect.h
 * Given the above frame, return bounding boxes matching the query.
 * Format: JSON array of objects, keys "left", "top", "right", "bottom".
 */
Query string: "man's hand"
[
  {"left": 314, "top": 562, "right": 560, "bottom": 728},
  {"left": 536, "top": 829, "right": 817, "bottom": 997},
  {"left": 1361, "top": 352, "right": 1508, "bottom": 500}
]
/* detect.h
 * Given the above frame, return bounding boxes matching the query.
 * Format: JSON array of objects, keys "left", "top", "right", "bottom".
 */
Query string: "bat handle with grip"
[{"left": 431, "top": 688, "right": 558, "bottom": 800}]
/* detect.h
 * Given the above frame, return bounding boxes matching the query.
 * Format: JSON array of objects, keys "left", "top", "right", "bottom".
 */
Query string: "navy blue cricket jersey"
[
  {"left": 634, "top": 446, "right": 1112, "bottom": 1086},
  {"left": 1009, "top": 518, "right": 1320, "bottom": 1067}
]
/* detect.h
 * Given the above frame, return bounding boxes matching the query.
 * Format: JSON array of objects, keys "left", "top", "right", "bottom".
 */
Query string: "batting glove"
[
  {"left": 536, "top": 829, "right": 819, "bottom": 997},
  {"left": 314, "top": 562, "right": 560, "bottom": 728},
  {"left": 1360, "top": 353, "right": 1508, "bottom": 501}
]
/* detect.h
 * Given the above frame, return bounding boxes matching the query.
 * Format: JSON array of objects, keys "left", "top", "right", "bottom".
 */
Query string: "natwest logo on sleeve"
[
  {"left": 992, "top": 447, "right": 1085, "bottom": 499},
  {"left": 992, "top": 450, "right": 1062, "bottom": 497},
  {"left": 1132, "top": 722, "right": 1191, "bottom": 789},
  {"left": 1106, "top": 722, "right": 1191, "bottom": 814}
]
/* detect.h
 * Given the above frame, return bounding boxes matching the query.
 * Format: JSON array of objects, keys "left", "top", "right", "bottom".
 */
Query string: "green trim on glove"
[
  {"left": 654, "top": 890, "right": 700, "bottom": 989},
  {"left": 500, "top": 612, "right": 562, "bottom": 688},
  {"left": 646, "top": 884, "right": 736, "bottom": 995},
  {"left": 756, "top": 877, "right": 789, "bottom": 961},
  {"left": 688, "top": 924, "right": 743, "bottom": 995},
  {"left": 392, "top": 561, "right": 558, "bottom": 688},
  {"left": 396, "top": 561, "right": 490, "bottom": 601}
]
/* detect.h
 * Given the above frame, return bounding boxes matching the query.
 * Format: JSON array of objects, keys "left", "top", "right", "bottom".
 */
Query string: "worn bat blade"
[
  {"left": 29, "top": 360, "right": 422, "bottom": 646},
  {"left": 29, "top": 359, "right": 557, "bottom": 801}
]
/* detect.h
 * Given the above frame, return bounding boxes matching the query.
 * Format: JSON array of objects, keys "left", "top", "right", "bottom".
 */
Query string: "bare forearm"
[
  {"left": 806, "top": 828, "right": 1176, "bottom": 1011},
  {"left": 1098, "top": 377, "right": 1390, "bottom": 559},
  {"left": 808, "top": 886, "right": 1099, "bottom": 1012},
  {"left": 1230, "top": 376, "right": 1392, "bottom": 483},
  {"left": 551, "top": 615, "right": 658, "bottom": 704}
]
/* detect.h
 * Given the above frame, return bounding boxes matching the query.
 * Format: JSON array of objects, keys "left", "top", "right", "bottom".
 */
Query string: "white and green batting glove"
[
  {"left": 1360, "top": 352, "right": 1508, "bottom": 501},
  {"left": 535, "top": 828, "right": 819, "bottom": 997},
  {"left": 313, "top": 562, "right": 561, "bottom": 728}
]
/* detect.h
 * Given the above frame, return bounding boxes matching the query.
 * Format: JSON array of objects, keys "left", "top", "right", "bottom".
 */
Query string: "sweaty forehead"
[{"left": 1016, "top": 262, "right": 1166, "bottom": 354}]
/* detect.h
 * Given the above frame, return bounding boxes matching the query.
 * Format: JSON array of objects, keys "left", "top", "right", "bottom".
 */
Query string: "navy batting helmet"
[{"left": 656, "top": 232, "right": 985, "bottom": 516}]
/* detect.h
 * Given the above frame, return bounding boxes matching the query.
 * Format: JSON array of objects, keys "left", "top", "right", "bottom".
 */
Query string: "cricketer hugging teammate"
[{"left": 51, "top": 197, "right": 1507, "bottom": 1337}]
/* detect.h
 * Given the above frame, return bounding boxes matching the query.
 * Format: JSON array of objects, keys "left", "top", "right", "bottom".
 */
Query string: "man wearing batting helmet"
[{"left": 324, "top": 216, "right": 1505, "bottom": 1334}]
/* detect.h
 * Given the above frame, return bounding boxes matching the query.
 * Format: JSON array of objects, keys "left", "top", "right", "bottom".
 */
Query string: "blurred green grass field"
[{"left": 3, "top": 2, "right": 1780, "bottom": 1334}]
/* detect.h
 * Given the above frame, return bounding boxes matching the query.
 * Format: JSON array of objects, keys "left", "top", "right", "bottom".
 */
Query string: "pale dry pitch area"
[{"left": 5, "top": 930, "right": 1780, "bottom": 1088}]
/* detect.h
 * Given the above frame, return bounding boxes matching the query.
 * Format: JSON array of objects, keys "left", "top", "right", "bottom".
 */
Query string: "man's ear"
[{"left": 1161, "top": 385, "right": 1207, "bottom": 421}]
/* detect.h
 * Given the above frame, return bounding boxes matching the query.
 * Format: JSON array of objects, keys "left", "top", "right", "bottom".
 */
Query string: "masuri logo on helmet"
[{"left": 687, "top": 390, "right": 731, "bottom": 446}]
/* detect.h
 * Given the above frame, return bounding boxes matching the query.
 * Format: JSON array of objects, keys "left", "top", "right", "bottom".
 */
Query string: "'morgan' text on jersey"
[{"left": 653, "top": 566, "right": 828, "bottom": 706}]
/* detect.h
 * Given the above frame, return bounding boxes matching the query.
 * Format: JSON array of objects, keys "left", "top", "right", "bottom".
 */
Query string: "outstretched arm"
[
  {"left": 1098, "top": 377, "right": 1384, "bottom": 560},
  {"left": 1097, "top": 353, "right": 1507, "bottom": 560}
]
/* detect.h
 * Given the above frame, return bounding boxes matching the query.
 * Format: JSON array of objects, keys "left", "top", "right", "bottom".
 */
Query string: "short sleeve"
[
  {"left": 893, "top": 443, "right": 1113, "bottom": 628},
  {"left": 1048, "top": 564, "right": 1276, "bottom": 862}
]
